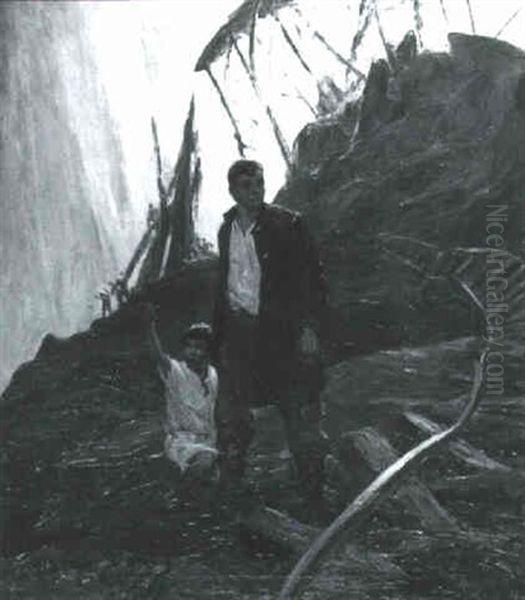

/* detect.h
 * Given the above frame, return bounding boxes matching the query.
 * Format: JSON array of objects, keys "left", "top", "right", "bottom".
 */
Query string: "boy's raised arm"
[{"left": 144, "top": 304, "right": 171, "bottom": 377}]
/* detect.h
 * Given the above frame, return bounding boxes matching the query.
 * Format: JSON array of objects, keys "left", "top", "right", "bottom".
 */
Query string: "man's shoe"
[
  {"left": 216, "top": 477, "right": 264, "bottom": 522},
  {"left": 236, "top": 481, "right": 264, "bottom": 520}
]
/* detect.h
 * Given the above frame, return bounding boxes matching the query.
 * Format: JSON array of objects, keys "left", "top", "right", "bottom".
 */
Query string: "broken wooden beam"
[
  {"left": 240, "top": 506, "right": 318, "bottom": 554},
  {"left": 404, "top": 411, "right": 512, "bottom": 473},
  {"left": 240, "top": 506, "right": 405, "bottom": 591},
  {"left": 342, "top": 427, "right": 459, "bottom": 533}
]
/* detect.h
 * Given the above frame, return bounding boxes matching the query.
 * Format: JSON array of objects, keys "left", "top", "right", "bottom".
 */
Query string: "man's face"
[
  {"left": 182, "top": 338, "right": 209, "bottom": 372},
  {"left": 230, "top": 171, "right": 265, "bottom": 212}
]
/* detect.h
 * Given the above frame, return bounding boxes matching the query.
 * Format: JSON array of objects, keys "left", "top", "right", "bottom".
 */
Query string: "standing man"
[
  {"left": 213, "top": 159, "right": 328, "bottom": 517},
  {"left": 95, "top": 288, "right": 112, "bottom": 318},
  {"left": 112, "top": 275, "right": 130, "bottom": 308}
]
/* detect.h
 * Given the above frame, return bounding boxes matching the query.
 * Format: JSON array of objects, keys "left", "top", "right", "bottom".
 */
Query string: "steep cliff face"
[{"left": 0, "top": 3, "right": 138, "bottom": 392}]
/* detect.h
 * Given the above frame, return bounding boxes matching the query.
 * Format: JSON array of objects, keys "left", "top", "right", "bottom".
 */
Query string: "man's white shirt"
[{"left": 227, "top": 218, "right": 261, "bottom": 316}]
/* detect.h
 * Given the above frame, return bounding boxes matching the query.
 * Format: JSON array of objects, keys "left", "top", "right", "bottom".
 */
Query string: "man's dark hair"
[
  {"left": 227, "top": 159, "right": 263, "bottom": 187},
  {"left": 181, "top": 322, "right": 213, "bottom": 350}
]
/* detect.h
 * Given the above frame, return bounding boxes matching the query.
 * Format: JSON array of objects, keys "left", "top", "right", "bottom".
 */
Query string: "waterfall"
[{"left": 0, "top": 3, "right": 140, "bottom": 391}]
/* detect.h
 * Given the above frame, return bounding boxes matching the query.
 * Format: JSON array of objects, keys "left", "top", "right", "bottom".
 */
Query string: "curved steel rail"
[{"left": 279, "top": 350, "right": 487, "bottom": 599}]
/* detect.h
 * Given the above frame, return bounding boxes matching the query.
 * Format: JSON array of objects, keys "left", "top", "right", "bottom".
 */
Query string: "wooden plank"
[
  {"left": 240, "top": 506, "right": 405, "bottom": 589},
  {"left": 239, "top": 506, "right": 318, "bottom": 554},
  {"left": 404, "top": 411, "right": 512, "bottom": 472},
  {"left": 348, "top": 428, "right": 459, "bottom": 533}
]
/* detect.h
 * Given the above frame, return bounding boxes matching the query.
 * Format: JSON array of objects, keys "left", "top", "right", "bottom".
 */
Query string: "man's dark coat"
[{"left": 213, "top": 203, "right": 327, "bottom": 404}]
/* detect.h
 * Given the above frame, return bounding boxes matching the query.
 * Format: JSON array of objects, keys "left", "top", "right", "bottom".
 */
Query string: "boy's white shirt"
[{"left": 160, "top": 357, "right": 218, "bottom": 472}]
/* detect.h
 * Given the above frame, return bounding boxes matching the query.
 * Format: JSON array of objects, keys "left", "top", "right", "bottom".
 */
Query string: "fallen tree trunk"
[
  {"left": 279, "top": 351, "right": 487, "bottom": 599},
  {"left": 343, "top": 427, "right": 459, "bottom": 532}
]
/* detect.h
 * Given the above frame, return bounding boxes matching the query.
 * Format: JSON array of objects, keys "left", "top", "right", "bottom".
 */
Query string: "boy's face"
[
  {"left": 182, "top": 338, "right": 209, "bottom": 372},
  {"left": 230, "top": 171, "right": 265, "bottom": 212}
]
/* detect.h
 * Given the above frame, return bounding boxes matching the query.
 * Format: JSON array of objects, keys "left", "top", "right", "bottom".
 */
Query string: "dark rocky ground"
[{"left": 2, "top": 33, "right": 525, "bottom": 599}]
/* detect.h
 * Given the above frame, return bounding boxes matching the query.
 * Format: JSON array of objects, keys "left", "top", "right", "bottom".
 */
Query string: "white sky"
[{"left": 80, "top": 0, "right": 525, "bottom": 249}]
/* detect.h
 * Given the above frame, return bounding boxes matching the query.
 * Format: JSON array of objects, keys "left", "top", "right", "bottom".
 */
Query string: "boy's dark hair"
[
  {"left": 181, "top": 322, "right": 213, "bottom": 350},
  {"left": 227, "top": 159, "right": 263, "bottom": 187}
]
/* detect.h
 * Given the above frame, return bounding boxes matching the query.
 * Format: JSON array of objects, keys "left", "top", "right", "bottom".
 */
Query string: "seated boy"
[{"left": 145, "top": 305, "right": 219, "bottom": 484}]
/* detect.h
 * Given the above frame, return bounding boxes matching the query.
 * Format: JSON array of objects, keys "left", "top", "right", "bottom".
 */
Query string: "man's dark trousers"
[{"left": 215, "top": 306, "right": 327, "bottom": 502}]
